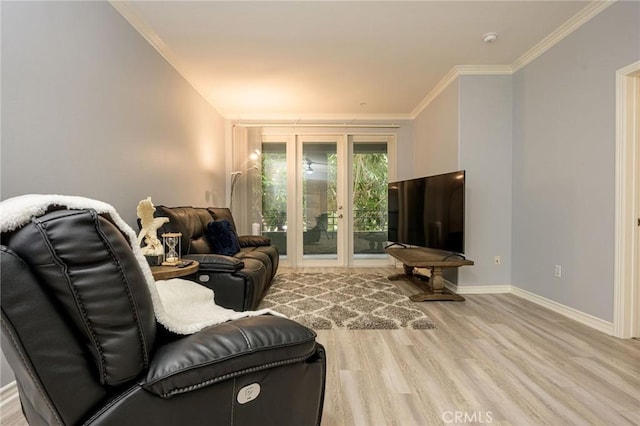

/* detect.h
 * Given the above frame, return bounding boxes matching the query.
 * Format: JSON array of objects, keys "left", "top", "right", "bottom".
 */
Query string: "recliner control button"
[{"left": 237, "top": 383, "right": 261, "bottom": 404}]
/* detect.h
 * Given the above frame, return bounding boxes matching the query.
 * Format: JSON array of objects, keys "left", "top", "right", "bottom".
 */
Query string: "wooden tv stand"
[{"left": 386, "top": 247, "right": 474, "bottom": 302}]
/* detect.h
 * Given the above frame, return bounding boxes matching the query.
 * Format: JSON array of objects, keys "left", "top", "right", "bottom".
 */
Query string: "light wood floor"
[{"left": 2, "top": 267, "right": 639, "bottom": 425}]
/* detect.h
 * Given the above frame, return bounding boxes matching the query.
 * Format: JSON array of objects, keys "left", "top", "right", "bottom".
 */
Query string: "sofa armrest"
[
  {"left": 238, "top": 235, "right": 271, "bottom": 247},
  {"left": 142, "top": 316, "right": 317, "bottom": 398},
  {"left": 183, "top": 254, "right": 244, "bottom": 272}
]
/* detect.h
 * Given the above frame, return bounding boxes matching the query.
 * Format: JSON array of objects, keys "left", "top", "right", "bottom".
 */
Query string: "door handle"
[{"left": 338, "top": 214, "right": 344, "bottom": 219}]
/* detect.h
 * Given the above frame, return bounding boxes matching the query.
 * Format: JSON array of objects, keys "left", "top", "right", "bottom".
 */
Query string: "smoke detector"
[{"left": 482, "top": 33, "right": 498, "bottom": 44}]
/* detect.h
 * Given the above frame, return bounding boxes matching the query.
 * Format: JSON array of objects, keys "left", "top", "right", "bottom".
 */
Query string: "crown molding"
[
  {"left": 412, "top": 0, "right": 615, "bottom": 119},
  {"left": 511, "top": 0, "right": 616, "bottom": 73},
  {"left": 110, "top": 1, "right": 412, "bottom": 122},
  {"left": 455, "top": 65, "right": 514, "bottom": 75},
  {"left": 410, "top": 67, "right": 460, "bottom": 119},
  {"left": 108, "top": 1, "right": 223, "bottom": 116},
  {"left": 410, "top": 64, "right": 513, "bottom": 119},
  {"left": 112, "top": 0, "right": 615, "bottom": 121},
  {"left": 109, "top": 1, "right": 182, "bottom": 77}
]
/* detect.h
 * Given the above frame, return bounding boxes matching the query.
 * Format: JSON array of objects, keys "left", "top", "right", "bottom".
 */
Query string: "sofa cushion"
[
  {"left": 205, "top": 220, "right": 241, "bottom": 256},
  {"left": 155, "top": 206, "right": 214, "bottom": 255},
  {"left": 207, "top": 208, "right": 237, "bottom": 230}
]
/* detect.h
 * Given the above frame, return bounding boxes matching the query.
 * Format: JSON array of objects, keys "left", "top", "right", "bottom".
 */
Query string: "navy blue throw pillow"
[{"left": 205, "top": 220, "right": 241, "bottom": 256}]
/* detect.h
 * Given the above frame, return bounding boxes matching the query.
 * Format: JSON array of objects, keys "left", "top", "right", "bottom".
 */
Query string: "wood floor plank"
[{"left": 2, "top": 267, "right": 639, "bottom": 426}]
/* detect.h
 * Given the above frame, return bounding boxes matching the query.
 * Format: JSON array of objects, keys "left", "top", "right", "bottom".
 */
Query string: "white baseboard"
[
  {"left": 444, "top": 280, "right": 614, "bottom": 335},
  {"left": 510, "top": 286, "right": 614, "bottom": 335},
  {"left": 0, "top": 381, "right": 18, "bottom": 408}
]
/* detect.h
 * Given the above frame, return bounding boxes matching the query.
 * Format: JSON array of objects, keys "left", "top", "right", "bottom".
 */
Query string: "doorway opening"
[{"left": 614, "top": 60, "right": 640, "bottom": 339}]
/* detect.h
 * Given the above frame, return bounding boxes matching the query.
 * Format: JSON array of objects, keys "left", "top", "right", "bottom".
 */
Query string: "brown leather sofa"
[
  {"left": 154, "top": 206, "right": 278, "bottom": 311},
  {"left": 1, "top": 206, "right": 325, "bottom": 425}
]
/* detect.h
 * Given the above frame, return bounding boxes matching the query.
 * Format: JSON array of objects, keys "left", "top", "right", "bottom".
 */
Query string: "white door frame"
[{"left": 614, "top": 60, "right": 640, "bottom": 338}]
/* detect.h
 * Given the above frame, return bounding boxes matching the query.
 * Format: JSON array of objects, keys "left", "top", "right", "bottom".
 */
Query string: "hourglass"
[{"left": 161, "top": 232, "right": 182, "bottom": 266}]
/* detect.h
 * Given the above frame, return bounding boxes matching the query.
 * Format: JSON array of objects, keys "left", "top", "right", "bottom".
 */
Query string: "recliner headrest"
[{"left": 2, "top": 208, "right": 156, "bottom": 385}]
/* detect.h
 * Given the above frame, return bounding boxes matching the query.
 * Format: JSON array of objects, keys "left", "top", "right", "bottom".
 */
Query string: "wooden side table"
[
  {"left": 150, "top": 260, "right": 199, "bottom": 280},
  {"left": 386, "top": 247, "right": 473, "bottom": 302}
]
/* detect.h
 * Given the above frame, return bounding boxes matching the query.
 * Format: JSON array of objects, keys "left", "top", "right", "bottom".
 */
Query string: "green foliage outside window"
[
  {"left": 352, "top": 153, "right": 388, "bottom": 231},
  {"left": 261, "top": 152, "right": 388, "bottom": 232},
  {"left": 261, "top": 153, "right": 287, "bottom": 230}
]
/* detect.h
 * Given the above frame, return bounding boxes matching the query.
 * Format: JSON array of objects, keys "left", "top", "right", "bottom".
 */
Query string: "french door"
[
  {"left": 297, "top": 135, "right": 346, "bottom": 266},
  {"left": 261, "top": 133, "right": 395, "bottom": 267},
  {"left": 348, "top": 135, "right": 395, "bottom": 265}
]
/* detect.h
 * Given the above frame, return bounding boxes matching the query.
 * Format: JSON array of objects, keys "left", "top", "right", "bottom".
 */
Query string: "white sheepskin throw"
[
  {"left": 155, "top": 278, "right": 281, "bottom": 334},
  {"left": 0, "top": 194, "right": 282, "bottom": 334}
]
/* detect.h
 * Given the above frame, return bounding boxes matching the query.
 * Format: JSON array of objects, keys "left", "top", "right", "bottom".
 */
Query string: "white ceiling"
[{"left": 115, "top": 1, "right": 595, "bottom": 120}]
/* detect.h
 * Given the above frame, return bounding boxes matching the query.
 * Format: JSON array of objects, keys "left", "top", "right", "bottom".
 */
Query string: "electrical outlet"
[
  {"left": 555, "top": 265, "right": 562, "bottom": 278},
  {"left": 494, "top": 256, "right": 501, "bottom": 265}
]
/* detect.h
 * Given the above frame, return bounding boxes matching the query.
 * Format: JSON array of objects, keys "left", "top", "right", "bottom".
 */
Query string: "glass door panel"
[
  {"left": 261, "top": 142, "right": 288, "bottom": 257},
  {"left": 302, "top": 142, "right": 338, "bottom": 259},
  {"left": 352, "top": 142, "right": 388, "bottom": 259}
]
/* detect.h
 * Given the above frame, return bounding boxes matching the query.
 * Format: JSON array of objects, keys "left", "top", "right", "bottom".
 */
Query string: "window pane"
[
  {"left": 303, "top": 142, "right": 337, "bottom": 258},
  {"left": 261, "top": 143, "right": 287, "bottom": 256},
  {"left": 352, "top": 143, "right": 388, "bottom": 256}
]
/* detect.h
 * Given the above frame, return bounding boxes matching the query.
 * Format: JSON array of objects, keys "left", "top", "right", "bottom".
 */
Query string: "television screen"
[{"left": 388, "top": 170, "right": 465, "bottom": 253}]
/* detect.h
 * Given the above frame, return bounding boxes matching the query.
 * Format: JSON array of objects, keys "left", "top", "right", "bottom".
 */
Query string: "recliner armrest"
[
  {"left": 238, "top": 235, "right": 271, "bottom": 247},
  {"left": 183, "top": 254, "right": 244, "bottom": 272},
  {"left": 142, "top": 316, "right": 317, "bottom": 399}
]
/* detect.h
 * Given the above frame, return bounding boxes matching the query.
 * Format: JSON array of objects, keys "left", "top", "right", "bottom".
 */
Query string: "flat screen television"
[{"left": 387, "top": 170, "right": 465, "bottom": 254}]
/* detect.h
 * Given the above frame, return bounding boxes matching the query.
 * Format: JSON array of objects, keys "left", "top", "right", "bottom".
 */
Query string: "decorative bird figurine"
[{"left": 136, "top": 197, "right": 169, "bottom": 256}]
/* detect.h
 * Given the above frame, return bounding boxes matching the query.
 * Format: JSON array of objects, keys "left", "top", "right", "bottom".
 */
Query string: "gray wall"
[
  {"left": 413, "top": 81, "right": 459, "bottom": 178},
  {"left": 412, "top": 75, "right": 512, "bottom": 287},
  {"left": 459, "top": 75, "right": 513, "bottom": 286},
  {"left": 1, "top": 1, "right": 227, "bottom": 226},
  {"left": 512, "top": 0, "right": 640, "bottom": 321},
  {"left": 386, "top": 121, "right": 415, "bottom": 182},
  {"left": 1, "top": 1, "right": 226, "bottom": 386}
]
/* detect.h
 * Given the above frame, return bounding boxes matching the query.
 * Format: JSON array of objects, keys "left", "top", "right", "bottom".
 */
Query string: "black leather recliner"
[
  {"left": 154, "top": 206, "right": 278, "bottom": 311},
  {"left": 1, "top": 207, "right": 325, "bottom": 425}
]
